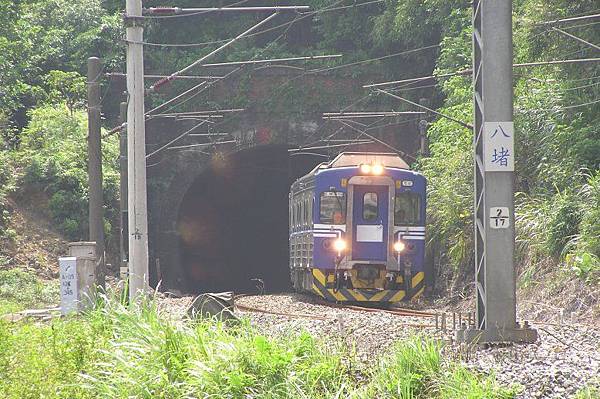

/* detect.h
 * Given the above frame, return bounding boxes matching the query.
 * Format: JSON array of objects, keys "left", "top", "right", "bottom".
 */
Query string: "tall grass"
[{"left": 0, "top": 293, "right": 514, "bottom": 398}]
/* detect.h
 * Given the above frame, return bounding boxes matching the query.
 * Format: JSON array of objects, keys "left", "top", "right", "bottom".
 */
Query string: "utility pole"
[
  {"left": 126, "top": 0, "right": 149, "bottom": 301},
  {"left": 458, "top": 0, "right": 536, "bottom": 343},
  {"left": 119, "top": 102, "right": 129, "bottom": 277},
  {"left": 418, "top": 98, "right": 429, "bottom": 157},
  {"left": 87, "top": 56, "right": 105, "bottom": 287}
]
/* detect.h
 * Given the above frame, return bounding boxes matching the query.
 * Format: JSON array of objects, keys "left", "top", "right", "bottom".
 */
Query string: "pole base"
[{"left": 456, "top": 323, "right": 538, "bottom": 344}]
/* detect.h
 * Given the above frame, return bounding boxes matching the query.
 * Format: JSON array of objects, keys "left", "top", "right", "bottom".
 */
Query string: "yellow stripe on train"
[{"left": 311, "top": 269, "right": 425, "bottom": 302}]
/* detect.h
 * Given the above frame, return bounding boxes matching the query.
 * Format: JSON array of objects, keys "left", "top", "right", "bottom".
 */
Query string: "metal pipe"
[
  {"left": 145, "top": 6, "right": 310, "bottom": 14},
  {"left": 201, "top": 54, "right": 342, "bottom": 67}
]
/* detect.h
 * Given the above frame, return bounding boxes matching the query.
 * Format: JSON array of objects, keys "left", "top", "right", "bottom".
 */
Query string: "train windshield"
[
  {"left": 320, "top": 191, "right": 346, "bottom": 225},
  {"left": 395, "top": 192, "right": 421, "bottom": 226}
]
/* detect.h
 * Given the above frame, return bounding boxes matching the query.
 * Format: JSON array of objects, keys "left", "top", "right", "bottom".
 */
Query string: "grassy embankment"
[{"left": 0, "top": 270, "right": 516, "bottom": 399}]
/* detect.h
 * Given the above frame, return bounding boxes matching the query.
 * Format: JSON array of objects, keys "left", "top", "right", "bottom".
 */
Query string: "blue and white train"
[{"left": 289, "top": 152, "right": 426, "bottom": 303}]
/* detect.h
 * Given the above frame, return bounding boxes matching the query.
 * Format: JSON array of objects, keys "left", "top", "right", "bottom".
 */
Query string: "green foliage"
[
  {"left": 45, "top": 71, "right": 87, "bottom": 114},
  {"left": 575, "top": 384, "right": 600, "bottom": 399},
  {"left": 0, "top": 0, "right": 122, "bottom": 129},
  {"left": 418, "top": 0, "right": 600, "bottom": 288},
  {"left": 15, "top": 104, "right": 119, "bottom": 242},
  {"left": 419, "top": 94, "right": 472, "bottom": 271},
  {"left": 0, "top": 150, "right": 16, "bottom": 235},
  {"left": 0, "top": 269, "right": 58, "bottom": 315},
  {"left": 0, "top": 296, "right": 510, "bottom": 398}
]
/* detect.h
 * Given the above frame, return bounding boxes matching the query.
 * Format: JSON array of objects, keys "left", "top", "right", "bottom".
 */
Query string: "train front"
[{"left": 312, "top": 153, "right": 426, "bottom": 302}]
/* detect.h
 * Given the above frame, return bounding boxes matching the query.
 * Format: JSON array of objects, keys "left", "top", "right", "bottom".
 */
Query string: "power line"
[
  {"left": 524, "top": 97, "right": 600, "bottom": 113},
  {"left": 148, "top": 2, "right": 303, "bottom": 117},
  {"left": 365, "top": 57, "right": 600, "bottom": 88},
  {"left": 136, "top": 0, "right": 377, "bottom": 47},
  {"left": 149, "top": 12, "right": 298, "bottom": 118},
  {"left": 107, "top": 72, "right": 223, "bottom": 80},
  {"left": 551, "top": 27, "right": 600, "bottom": 52},
  {"left": 335, "top": 119, "right": 415, "bottom": 160},
  {"left": 309, "top": 44, "right": 440, "bottom": 74},
  {"left": 288, "top": 141, "right": 373, "bottom": 152},
  {"left": 146, "top": 120, "right": 209, "bottom": 159},
  {"left": 166, "top": 140, "right": 237, "bottom": 151},
  {"left": 538, "top": 12, "right": 600, "bottom": 26},
  {"left": 200, "top": 54, "right": 342, "bottom": 67},
  {"left": 149, "top": 12, "right": 279, "bottom": 92},
  {"left": 375, "top": 89, "right": 472, "bottom": 130}
]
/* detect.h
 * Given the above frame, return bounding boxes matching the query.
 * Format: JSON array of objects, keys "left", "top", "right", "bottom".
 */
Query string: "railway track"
[
  {"left": 233, "top": 293, "right": 483, "bottom": 334},
  {"left": 232, "top": 293, "right": 458, "bottom": 330}
]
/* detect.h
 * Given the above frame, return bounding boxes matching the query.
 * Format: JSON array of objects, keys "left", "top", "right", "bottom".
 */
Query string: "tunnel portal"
[{"left": 175, "top": 145, "right": 322, "bottom": 294}]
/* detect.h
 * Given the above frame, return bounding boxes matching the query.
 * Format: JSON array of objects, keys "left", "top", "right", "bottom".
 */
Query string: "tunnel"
[{"left": 176, "top": 144, "right": 323, "bottom": 294}]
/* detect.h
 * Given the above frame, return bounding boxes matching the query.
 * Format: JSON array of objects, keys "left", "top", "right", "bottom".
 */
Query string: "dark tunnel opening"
[{"left": 177, "top": 145, "right": 323, "bottom": 294}]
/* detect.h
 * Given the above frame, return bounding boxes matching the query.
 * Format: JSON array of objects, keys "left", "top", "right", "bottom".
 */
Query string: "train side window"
[
  {"left": 320, "top": 191, "right": 346, "bottom": 225},
  {"left": 395, "top": 192, "right": 421, "bottom": 226},
  {"left": 363, "top": 192, "right": 378, "bottom": 221}
]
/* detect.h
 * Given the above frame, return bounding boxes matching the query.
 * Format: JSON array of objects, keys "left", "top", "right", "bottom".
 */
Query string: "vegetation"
[
  {"left": 0, "top": 293, "right": 513, "bottom": 398},
  {"left": 415, "top": 1, "right": 600, "bottom": 290},
  {"left": 0, "top": 269, "right": 58, "bottom": 315}
]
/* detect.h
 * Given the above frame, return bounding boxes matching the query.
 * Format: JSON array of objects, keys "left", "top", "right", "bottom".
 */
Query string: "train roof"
[
  {"left": 302, "top": 152, "right": 411, "bottom": 178},
  {"left": 329, "top": 152, "right": 410, "bottom": 169}
]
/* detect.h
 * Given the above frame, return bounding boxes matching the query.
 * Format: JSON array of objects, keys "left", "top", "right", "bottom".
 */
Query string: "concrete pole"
[
  {"left": 418, "top": 120, "right": 428, "bottom": 157},
  {"left": 87, "top": 56, "right": 105, "bottom": 287},
  {"left": 119, "top": 102, "right": 129, "bottom": 271},
  {"left": 126, "top": 0, "right": 149, "bottom": 301},
  {"left": 418, "top": 98, "right": 429, "bottom": 157},
  {"left": 459, "top": 0, "right": 536, "bottom": 344}
]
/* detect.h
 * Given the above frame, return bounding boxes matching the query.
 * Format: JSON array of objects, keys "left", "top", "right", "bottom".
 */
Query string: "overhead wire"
[
  {"left": 142, "top": 0, "right": 252, "bottom": 19},
  {"left": 136, "top": 0, "right": 381, "bottom": 47},
  {"left": 150, "top": 4, "right": 302, "bottom": 118}
]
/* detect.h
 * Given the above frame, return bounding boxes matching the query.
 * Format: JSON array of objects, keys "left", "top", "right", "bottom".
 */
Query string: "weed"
[
  {"left": 0, "top": 269, "right": 58, "bottom": 314},
  {"left": 0, "top": 294, "right": 512, "bottom": 398}
]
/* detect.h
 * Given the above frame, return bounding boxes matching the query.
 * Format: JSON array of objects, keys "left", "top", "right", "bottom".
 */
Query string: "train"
[{"left": 289, "top": 152, "right": 426, "bottom": 303}]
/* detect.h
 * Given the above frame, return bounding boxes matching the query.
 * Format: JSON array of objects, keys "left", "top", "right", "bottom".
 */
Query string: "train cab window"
[
  {"left": 320, "top": 191, "right": 346, "bottom": 225},
  {"left": 395, "top": 192, "right": 421, "bottom": 226},
  {"left": 363, "top": 192, "right": 378, "bottom": 221}
]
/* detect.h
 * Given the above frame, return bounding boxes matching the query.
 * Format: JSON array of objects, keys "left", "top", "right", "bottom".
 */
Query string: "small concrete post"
[
  {"left": 87, "top": 57, "right": 105, "bottom": 287},
  {"left": 60, "top": 242, "right": 98, "bottom": 314}
]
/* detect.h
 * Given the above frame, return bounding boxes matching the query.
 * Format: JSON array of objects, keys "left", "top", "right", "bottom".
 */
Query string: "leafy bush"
[{"left": 15, "top": 104, "right": 119, "bottom": 242}]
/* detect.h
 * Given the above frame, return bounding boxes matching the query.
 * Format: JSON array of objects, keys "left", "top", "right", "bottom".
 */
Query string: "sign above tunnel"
[{"left": 483, "top": 122, "right": 514, "bottom": 172}]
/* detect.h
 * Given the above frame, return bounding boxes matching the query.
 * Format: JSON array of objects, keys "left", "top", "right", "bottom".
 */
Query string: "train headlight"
[
  {"left": 360, "top": 164, "right": 371, "bottom": 174},
  {"left": 393, "top": 241, "right": 406, "bottom": 253},
  {"left": 333, "top": 238, "right": 347, "bottom": 253},
  {"left": 372, "top": 164, "right": 384, "bottom": 175}
]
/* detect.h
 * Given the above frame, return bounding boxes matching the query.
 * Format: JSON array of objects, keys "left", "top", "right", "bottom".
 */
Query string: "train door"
[{"left": 351, "top": 184, "right": 389, "bottom": 261}]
